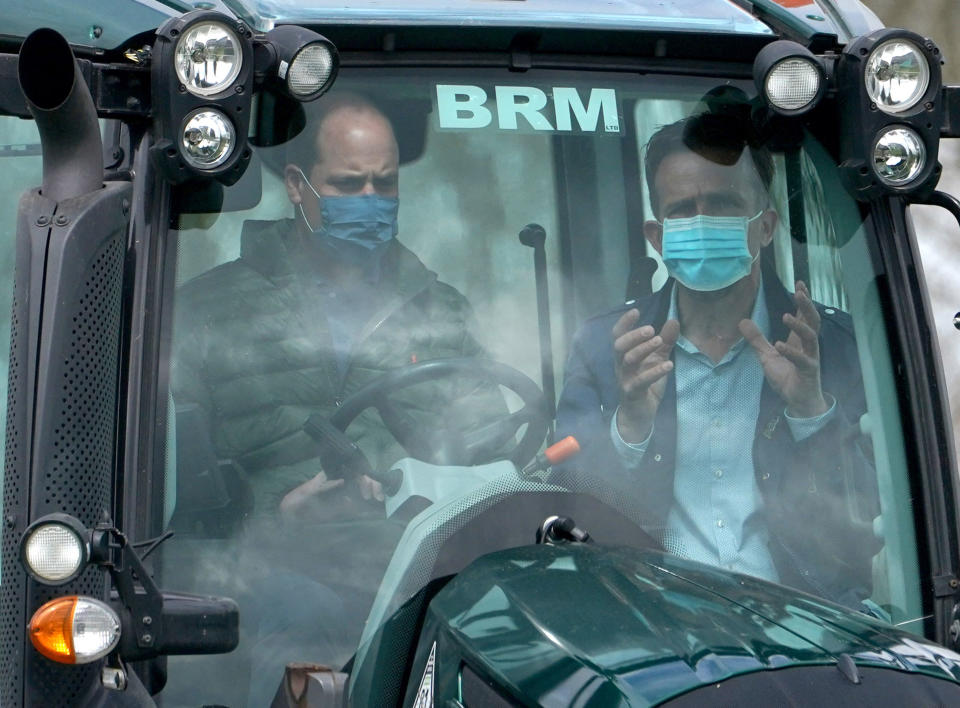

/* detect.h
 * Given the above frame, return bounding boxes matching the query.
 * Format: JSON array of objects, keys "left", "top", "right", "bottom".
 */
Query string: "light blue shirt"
[{"left": 611, "top": 284, "right": 836, "bottom": 581}]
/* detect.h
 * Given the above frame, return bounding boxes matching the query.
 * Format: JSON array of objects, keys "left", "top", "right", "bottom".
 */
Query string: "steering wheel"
[{"left": 327, "top": 358, "right": 550, "bottom": 469}]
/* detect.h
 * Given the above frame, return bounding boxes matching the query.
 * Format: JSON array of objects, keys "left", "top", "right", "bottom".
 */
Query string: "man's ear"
[
  {"left": 643, "top": 220, "right": 664, "bottom": 255},
  {"left": 284, "top": 164, "right": 305, "bottom": 205},
  {"left": 758, "top": 209, "right": 778, "bottom": 247}
]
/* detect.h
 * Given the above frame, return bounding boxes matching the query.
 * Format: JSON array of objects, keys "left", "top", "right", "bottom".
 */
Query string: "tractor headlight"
[
  {"left": 873, "top": 126, "right": 926, "bottom": 185},
  {"left": 766, "top": 58, "right": 822, "bottom": 112},
  {"left": 175, "top": 21, "right": 243, "bottom": 96},
  {"left": 264, "top": 25, "right": 340, "bottom": 101},
  {"left": 865, "top": 39, "right": 930, "bottom": 114},
  {"left": 753, "top": 40, "right": 826, "bottom": 116},
  {"left": 180, "top": 109, "right": 236, "bottom": 168},
  {"left": 286, "top": 43, "right": 336, "bottom": 99},
  {"left": 20, "top": 514, "right": 89, "bottom": 585}
]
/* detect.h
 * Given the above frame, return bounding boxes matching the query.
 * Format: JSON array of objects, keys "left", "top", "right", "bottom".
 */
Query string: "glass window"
[{"left": 156, "top": 68, "right": 922, "bottom": 705}]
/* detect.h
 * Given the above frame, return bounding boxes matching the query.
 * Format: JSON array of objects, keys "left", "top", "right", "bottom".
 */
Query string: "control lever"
[
  {"left": 519, "top": 223, "right": 556, "bottom": 440},
  {"left": 303, "top": 413, "right": 373, "bottom": 481},
  {"left": 520, "top": 435, "right": 580, "bottom": 477}
]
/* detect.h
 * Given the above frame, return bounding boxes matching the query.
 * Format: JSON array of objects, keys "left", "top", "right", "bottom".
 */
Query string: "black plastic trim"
[{"left": 869, "top": 196, "right": 960, "bottom": 645}]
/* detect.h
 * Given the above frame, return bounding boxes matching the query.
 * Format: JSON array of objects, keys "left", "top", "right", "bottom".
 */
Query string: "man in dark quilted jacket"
[{"left": 172, "top": 92, "right": 497, "bottom": 519}]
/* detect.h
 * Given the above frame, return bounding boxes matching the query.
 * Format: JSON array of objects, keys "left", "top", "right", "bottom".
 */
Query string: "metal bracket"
[{"left": 932, "top": 573, "right": 960, "bottom": 598}]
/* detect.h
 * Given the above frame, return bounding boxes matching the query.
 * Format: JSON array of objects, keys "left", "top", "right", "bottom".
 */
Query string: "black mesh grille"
[
  {"left": 24, "top": 236, "right": 124, "bottom": 705},
  {"left": 1, "top": 282, "right": 26, "bottom": 707},
  {"left": 45, "top": 238, "right": 122, "bottom": 525}
]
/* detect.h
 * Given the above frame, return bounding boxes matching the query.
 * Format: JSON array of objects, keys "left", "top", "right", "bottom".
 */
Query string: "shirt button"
[
  {"left": 716, "top": 519, "right": 725, "bottom": 528},
  {"left": 825, "top": 308, "right": 835, "bottom": 315},
  {"left": 653, "top": 453, "right": 662, "bottom": 462},
  {"left": 714, "top": 469, "right": 723, "bottom": 479},
  {"left": 761, "top": 472, "right": 770, "bottom": 480}
]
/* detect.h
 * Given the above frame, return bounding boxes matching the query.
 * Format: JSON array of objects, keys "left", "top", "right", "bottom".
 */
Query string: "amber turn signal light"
[{"left": 29, "top": 596, "right": 121, "bottom": 664}]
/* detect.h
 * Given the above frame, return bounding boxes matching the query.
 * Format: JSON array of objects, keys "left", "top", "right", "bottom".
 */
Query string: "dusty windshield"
[{"left": 158, "top": 68, "right": 920, "bottom": 705}]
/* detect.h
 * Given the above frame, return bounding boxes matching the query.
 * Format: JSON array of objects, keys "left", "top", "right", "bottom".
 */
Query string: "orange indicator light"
[{"left": 29, "top": 596, "right": 78, "bottom": 664}]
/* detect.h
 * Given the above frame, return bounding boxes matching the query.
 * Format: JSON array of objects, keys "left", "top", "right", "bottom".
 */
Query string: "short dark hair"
[
  {"left": 285, "top": 92, "right": 391, "bottom": 172},
  {"left": 643, "top": 113, "right": 774, "bottom": 218}
]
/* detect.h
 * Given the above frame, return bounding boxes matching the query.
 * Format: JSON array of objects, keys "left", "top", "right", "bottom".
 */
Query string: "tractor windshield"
[{"left": 0, "top": 65, "right": 924, "bottom": 705}]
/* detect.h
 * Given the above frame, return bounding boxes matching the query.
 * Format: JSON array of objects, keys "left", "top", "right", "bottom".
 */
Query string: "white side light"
[
  {"left": 765, "top": 58, "right": 821, "bottom": 112},
  {"left": 873, "top": 126, "right": 926, "bottom": 185},
  {"left": 71, "top": 598, "right": 122, "bottom": 663},
  {"left": 181, "top": 109, "right": 236, "bottom": 169},
  {"left": 23, "top": 522, "right": 87, "bottom": 584},
  {"left": 287, "top": 43, "right": 335, "bottom": 98},
  {"left": 175, "top": 21, "right": 242, "bottom": 96},
  {"left": 865, "top": 40, "right": 930, "bottom": 114}
]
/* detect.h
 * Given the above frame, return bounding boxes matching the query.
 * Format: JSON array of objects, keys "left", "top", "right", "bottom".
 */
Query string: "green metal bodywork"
[{"left": 407, "top": 544, "right": 960, "bottom": 705}]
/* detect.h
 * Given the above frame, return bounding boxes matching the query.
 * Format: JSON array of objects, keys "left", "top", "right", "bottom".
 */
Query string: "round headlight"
[
  {"left": 865, "top": 40, "right": 930, "bottom": 114},
  {"left": 175, "top": 21, "right": 242, "bottom": 96},
  {"left": 22, "top": 519, "right": 88, "bottom": 584},
  {"left": 873, "top": 126, "right": 926, "bottom": 185},
  {"left": 287, "top": 43, "right": 335, "bottom": 99},
  {"left": 30, "top": 596, "right": 121, "bottom": 665},
  {"left": 181, "top": 109, "right": 236, "bottom": 169},
  {"left": 765, "top": 58, "right": 822, "bottom": 112}
]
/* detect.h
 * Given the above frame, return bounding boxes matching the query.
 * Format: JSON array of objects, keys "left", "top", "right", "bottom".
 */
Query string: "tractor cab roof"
[{"left": 0, "top": 0, "right": 885, "bottom": 54}]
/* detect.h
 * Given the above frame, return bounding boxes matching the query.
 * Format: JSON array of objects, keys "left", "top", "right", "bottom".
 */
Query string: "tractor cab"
[{"left": 3, "top": 1, "right": 960, "bottom": 706}]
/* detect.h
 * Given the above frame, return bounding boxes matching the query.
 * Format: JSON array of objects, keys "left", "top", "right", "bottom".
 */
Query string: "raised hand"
[
  {"left": 613, "top": 310, "right": 680, "bottom": 443},
  {"left": 739, "top": 280, "right": 828, "bottom": 418}
]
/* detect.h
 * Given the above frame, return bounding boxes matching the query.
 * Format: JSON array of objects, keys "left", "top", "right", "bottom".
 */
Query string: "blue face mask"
[
  {"left": 660, "top": 211, "right": 763, "bottom": 292},
  {"left": 297, "top": 167, "right": 399, "bottom": 262}
]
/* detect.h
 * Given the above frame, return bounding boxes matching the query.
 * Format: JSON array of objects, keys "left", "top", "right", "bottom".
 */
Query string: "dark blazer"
[{"left": 555, "top": 274, "right": 881, "bottom": 608}]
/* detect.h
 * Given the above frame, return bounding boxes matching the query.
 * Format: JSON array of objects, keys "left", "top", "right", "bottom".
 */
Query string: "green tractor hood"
[{"left": 403, "top": 543, "right": 960, "bottom": 706}]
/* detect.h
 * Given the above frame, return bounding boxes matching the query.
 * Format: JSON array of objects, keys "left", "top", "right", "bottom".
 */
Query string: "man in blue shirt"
[{"left": 556, "top": 113, "right": 879, "bottom": 607}]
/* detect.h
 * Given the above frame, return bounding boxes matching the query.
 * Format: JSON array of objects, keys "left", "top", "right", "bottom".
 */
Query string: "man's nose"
[{"left": 360, "top": 179, "right": 376, "bottom": 195}]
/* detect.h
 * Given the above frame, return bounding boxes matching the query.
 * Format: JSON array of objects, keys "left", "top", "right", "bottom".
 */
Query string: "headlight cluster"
[
  {"left": 860, "top": 38, "right": 934, "bottom": 190},
  {"left": 151, "top": 10, "right": 339, "bottom": 185},
  {"left": 848, "top": 30, "right": 942, "bottom": 196},
  {"left": 753, "top": 30, "right": 942, "bottom": 198}
]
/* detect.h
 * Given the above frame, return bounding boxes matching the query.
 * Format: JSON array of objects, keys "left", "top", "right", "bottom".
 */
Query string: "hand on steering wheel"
[{"left": 302, "top": 358, "right": 550, "bottom": 496}]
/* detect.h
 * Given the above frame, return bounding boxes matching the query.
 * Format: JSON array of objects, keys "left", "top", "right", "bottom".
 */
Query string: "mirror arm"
[
  {"left": 96, "top": 523, "right": 239, "bottom": 661},
  {"left": 909, "top": 190, "right": 960, "bottom": 230}
]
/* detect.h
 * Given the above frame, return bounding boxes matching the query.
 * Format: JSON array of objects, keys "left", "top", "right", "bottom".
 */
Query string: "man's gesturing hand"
[
  {"left": 613, "top": 310, "right": 680, "bottom": 443},
  {"left": 739, "top": 280, "right": 829, "bottom": 418}
]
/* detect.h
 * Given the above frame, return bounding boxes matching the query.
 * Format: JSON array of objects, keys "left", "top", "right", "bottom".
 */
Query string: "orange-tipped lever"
[{"left": 521, "top": 436, "right": 581, "bottom": 476}]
